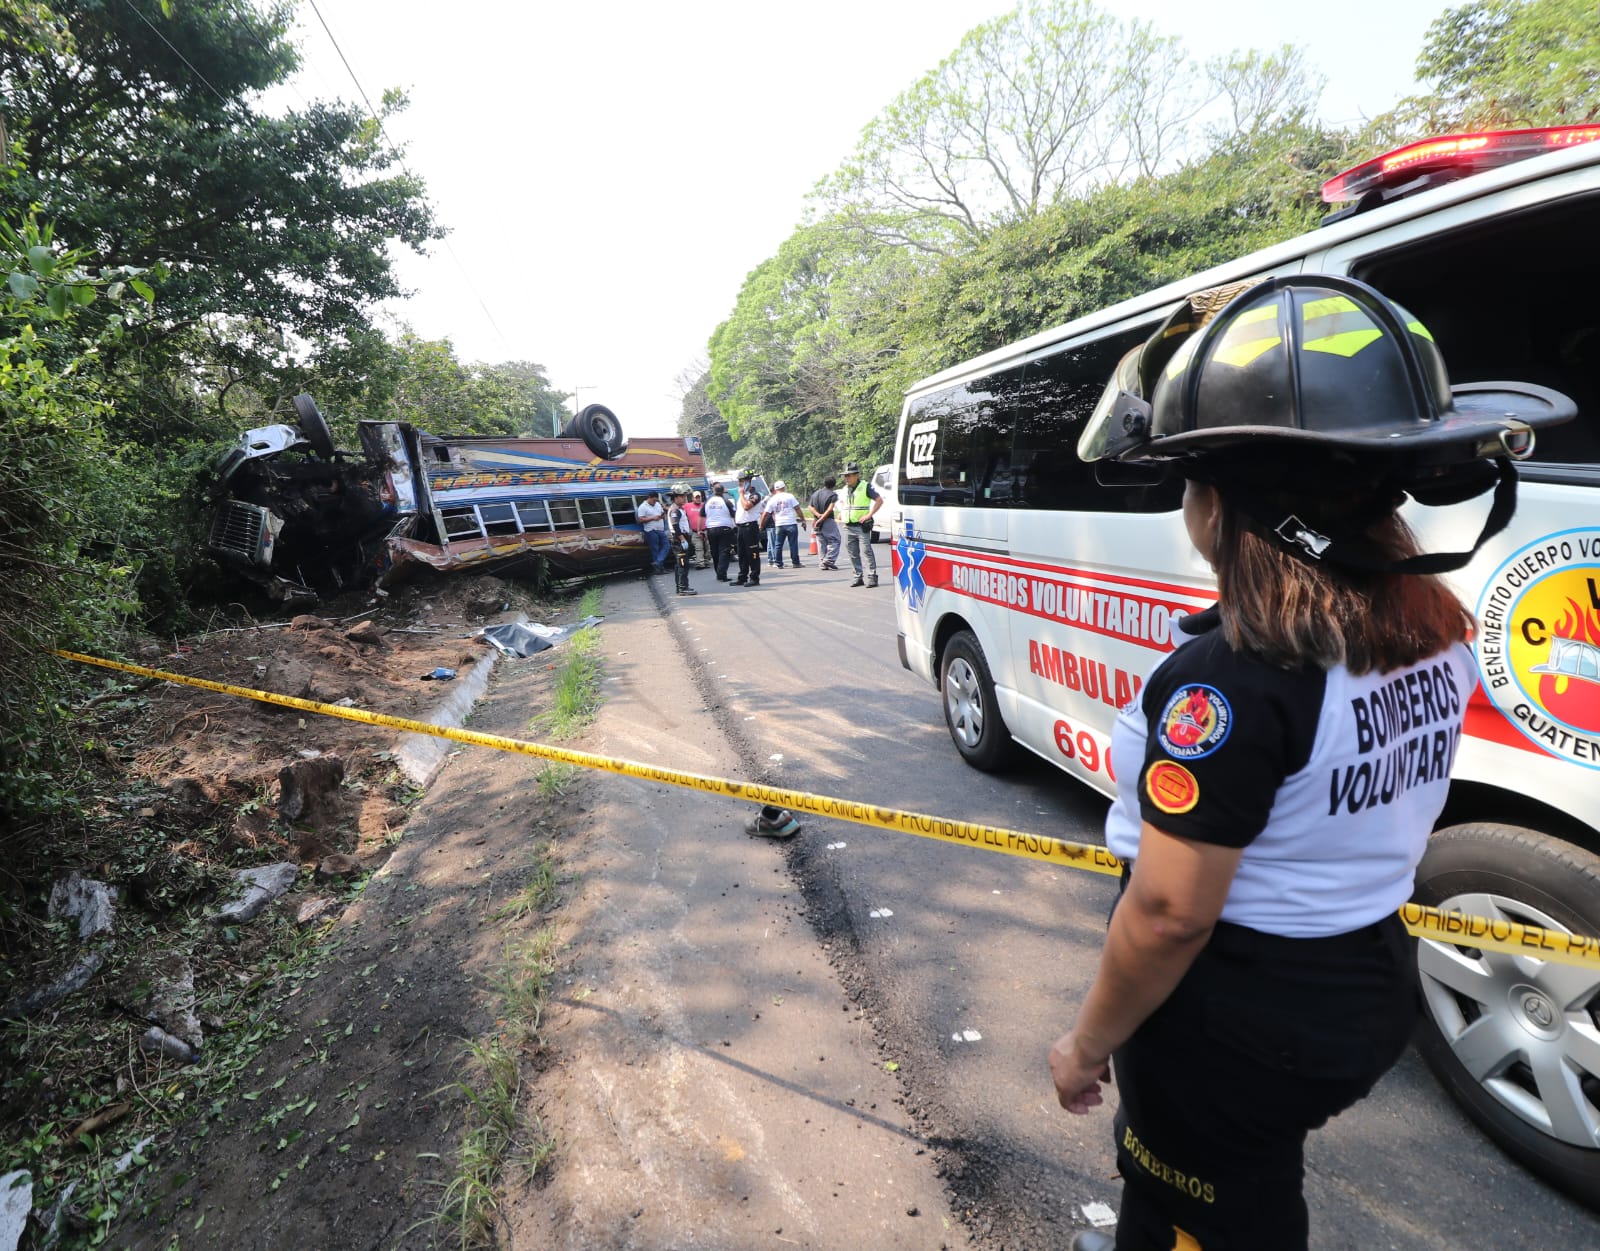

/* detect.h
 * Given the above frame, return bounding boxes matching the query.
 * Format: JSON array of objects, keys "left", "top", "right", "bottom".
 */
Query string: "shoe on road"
[
  {"left": 676, "top": 589, "right": 698, "bottom": 596},
  {"left": 745, "top": 806, "right": 801, "bottom": 838},
  {"left": 850, "top": 577, "right": 864, "bottom": 587},
  {"left": 866, "top": 577, "right": 879, "bottom": 587}
]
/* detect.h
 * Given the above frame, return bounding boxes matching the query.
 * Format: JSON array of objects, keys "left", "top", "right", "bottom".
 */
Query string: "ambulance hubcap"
[
  {"left": 1417, "top": 890, "right": 1600, "bottom": 1149},
  {"left": 945, "top": 657, "right": 985, "bottom": 748}
]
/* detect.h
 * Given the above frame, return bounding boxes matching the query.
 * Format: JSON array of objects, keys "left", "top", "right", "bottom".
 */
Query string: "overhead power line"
[{"left": 301, "top": 0, "right": 513, "bottom": 353}]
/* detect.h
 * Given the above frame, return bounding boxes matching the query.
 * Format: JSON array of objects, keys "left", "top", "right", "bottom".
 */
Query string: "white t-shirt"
[
  {"left": 637, "top": 499, "right": 665, "bottom": 532},
  {"left": 1105, "top": 607, "right": 1474, "bottom": 937},
  {"left": 702, "top": 494, "right": 736, "bottom": 528},
  {"left": 763, "top": 491, "right": 801, "bottom": 526},
  {"left": 734, "top": 490, "right": 764, "bottom": 525}
]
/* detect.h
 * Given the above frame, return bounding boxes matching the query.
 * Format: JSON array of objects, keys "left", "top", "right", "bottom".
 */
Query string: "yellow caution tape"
[{"left": 51, "top": 648, "right": 1600, "bottom": 970}]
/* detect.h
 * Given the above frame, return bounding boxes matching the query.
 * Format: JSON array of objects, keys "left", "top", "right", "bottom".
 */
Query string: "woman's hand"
[{"left": 1048, "top": 1030, "right": 1109, "bottom": 1114}]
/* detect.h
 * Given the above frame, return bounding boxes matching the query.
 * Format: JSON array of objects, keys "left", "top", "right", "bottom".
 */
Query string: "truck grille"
[{"left": 208, "top": 501, "right": 270, "bottom": 565}]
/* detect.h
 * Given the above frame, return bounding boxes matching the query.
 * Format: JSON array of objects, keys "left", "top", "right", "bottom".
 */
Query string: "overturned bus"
[{"left": 206, "top": 397, "right": 707, "bottom": 600}]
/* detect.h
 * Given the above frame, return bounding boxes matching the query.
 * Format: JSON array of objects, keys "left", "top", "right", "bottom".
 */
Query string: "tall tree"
[
  {"left": 813, "top": 0, "right": 1199, "bottom": 253},
  {"left": 0, "top": 0, "right": 441, "bottom": 434}
]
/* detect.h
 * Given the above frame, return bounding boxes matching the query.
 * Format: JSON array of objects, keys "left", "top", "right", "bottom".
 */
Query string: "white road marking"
[{"left": 868, "top": 908, "right": 893, "bottom": 919}]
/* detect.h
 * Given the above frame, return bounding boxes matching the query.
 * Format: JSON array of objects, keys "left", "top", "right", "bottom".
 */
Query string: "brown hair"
[{"left": 1211, "top": 492, "right": 1473, "bottom": 675}]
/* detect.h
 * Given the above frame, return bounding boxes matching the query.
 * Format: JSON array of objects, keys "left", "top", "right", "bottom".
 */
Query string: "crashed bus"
[{"left": 206, "top": 398, "right": 708, "bottom": 600}]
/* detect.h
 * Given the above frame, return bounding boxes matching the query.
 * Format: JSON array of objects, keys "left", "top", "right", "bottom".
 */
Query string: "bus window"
[
  {"left": 479, "top": 502, "right": 520, "bottom": 536},
  {"left": 608, "top": 497, "right": 638, "bottom": 526},
  {"left": 517, "top": 501, "right": 552, "bottom": 531},
  {"left": 579, "top": 498, "right": 610, "bottom": 528},
  {"left": 549, "top": 501, "right": 581, "bottom": 530}
]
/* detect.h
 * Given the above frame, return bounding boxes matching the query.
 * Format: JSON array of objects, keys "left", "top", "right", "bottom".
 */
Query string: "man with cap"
[
  {"left": 636, "top": 489, "right": 668, "bottom": 574},
  {"left": 762, "top": 479, "right": 805, "bottom": 569},
  {"left": 665, "top": 487, "right": 697, "bottom": 596},
  {"left": 732, "top": 469, "right": 765, "bottom": 587},
  {"left": 838, "top": 462, "right": 881, "bottom": 587}
]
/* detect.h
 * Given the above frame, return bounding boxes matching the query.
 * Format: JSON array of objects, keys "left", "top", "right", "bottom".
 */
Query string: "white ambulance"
[{"left": 890, "top": 127, "right": 1600, "bottom": 1207}]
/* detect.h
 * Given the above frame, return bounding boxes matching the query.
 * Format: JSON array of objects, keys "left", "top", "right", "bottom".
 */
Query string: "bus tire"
[
  {"left": 1411, "top": 822, "right": 1600, "bottom": 1210},
  {"left": 292, "top": 393, "right": 336, "bottom": 459},
  {"left": 940, "top": 630, "right": 1019, "bottom": 772},
  {"left": 561, "top": 404, "right": 627, "bottom": 459}
]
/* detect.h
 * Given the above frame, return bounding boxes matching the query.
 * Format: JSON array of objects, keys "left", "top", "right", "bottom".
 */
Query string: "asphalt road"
[{"left": 660, "top": 552, "right": 1600, "bottom": 1250}]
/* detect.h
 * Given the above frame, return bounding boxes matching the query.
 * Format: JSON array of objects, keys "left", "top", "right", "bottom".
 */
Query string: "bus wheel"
[
  {"left": 940, "top": 631, "right": 1018, "bottom": 772},
  {"left": 561, "top": 404, "right": 628, "bottom": 459},
  {"left": 1411, "top": 822, "right": 1600, "bottom": 1209}
]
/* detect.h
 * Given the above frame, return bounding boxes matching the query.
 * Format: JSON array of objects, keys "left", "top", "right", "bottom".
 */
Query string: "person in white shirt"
[
  {"left": 636, "top": 491, "right": 668, "bottom": 574},
  {"left": 761, "top": 480, "right": 805, "bottom": 569},
  {"left": 701, "top": 482, "right": 738, "bottom": 581},
  {"left": 732, "top": 470, "right": 765, "bottom": 587}
]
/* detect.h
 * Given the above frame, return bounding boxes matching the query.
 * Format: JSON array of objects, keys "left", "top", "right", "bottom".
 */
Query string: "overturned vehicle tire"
[{"left": 560, "top": 404, "right": 627, "bottom": 459}]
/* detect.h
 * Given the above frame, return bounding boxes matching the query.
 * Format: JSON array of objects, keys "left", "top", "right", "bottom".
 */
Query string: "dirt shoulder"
[
  {"left": 105, "top": 573, "right": 964, "bottom": 1250},
  {"left": 503, "top": 577, "right": 966, "bottom": 1251}
]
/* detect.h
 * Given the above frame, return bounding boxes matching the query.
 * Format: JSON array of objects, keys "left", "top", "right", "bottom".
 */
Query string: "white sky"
[{"left": 278, "top": 0, "right": 1448, "bottom": 437}]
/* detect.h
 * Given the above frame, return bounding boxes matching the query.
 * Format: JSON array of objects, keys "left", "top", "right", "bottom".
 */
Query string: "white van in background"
[
  {"left": 871, "top": 463, "right": 898, "bottom": 541},
  {"left": 890, "top": 127, "right": 1600, "bottom": 1208}
]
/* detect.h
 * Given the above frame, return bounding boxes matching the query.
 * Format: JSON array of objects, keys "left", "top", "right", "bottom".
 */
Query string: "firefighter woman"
[{"left": 1050, "top": 276, "right": 1575, "bottom": 1251}]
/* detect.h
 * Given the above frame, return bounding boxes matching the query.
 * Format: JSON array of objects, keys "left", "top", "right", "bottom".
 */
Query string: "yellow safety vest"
[{"left": 841, "top": 480, "right": 874, "bottom": 523}]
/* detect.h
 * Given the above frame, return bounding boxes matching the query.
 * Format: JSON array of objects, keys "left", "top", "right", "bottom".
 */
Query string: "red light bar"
[{"left": 1321, "top": 125, "right": 1600, "bottom": 203}]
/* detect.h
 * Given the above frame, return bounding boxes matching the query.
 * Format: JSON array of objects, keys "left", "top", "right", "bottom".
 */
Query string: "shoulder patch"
[
  {"left": 1145, "top": 761, "right": 1200, "bottom": 815},
  {"left": 1156, "top": 683, "right": 1232, "bottom": 759}
]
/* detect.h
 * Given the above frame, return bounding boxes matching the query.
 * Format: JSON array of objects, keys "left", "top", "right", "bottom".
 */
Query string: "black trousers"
[
  {"left": 673, "top": 543, "right": 692, "bottom": 592},
  {"left": 734, "top": 522, "right": 762, "bottom": 584},
  {"left": 708, "top": 527, "right": 735, "bottom": 579},
  {"left": 1110, "top": 909, "right": 1416, "bottom": 1251}
]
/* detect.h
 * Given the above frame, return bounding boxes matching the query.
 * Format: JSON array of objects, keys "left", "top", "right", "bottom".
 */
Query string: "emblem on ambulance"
[
  {"left": 1475, "top": 528, "right": 1600, "bottom": 770},
  {"left": 895, "top": 520, "right": 927, "bottom": 613},
  {"left": 1156, "top": 684, "right": 1231, "bottom": 759}
]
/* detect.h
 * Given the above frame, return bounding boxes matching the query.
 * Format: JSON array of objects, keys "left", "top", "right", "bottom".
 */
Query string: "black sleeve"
[{"left": 1135, "top": 631, "right": 1325, "bottom": 847}]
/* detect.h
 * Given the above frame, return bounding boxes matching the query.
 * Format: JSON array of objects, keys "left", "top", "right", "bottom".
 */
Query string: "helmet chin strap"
[{"left": 1222, "top": 458, "right": 1520, "bottom": 576}]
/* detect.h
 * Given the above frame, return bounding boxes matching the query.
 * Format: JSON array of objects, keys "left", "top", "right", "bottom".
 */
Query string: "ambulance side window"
[
  {"left": 1353, "top": 193, "right": 1600, "bottom": 475},
  {"left": 1014, "top": 326, "right": 1183, "bottom": 513}
]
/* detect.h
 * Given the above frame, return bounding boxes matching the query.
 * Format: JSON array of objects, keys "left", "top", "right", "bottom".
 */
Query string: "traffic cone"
[{"left": 808, "top": 530, "right": 818, "bottom": 555}]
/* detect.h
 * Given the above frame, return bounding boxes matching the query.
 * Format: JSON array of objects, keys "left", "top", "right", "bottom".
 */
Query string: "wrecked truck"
[{"left": 205, "top": 396, "right": 709, "bottom": 600}]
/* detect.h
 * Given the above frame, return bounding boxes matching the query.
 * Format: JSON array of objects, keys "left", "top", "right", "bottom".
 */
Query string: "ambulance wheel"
[
  {"left": 1411, "top": 822, "right": 1600, "bottom": 1209},
  {"left": 940, "top": 631, "right": 1019, "bottom": 772},
  {"left": 560, "top": 404, "right": 627, "bottom": 459}
]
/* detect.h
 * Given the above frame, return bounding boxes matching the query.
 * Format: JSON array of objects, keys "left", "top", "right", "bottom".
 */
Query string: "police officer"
[
  {"left": 1048, "top": 276, "right": 1575, "bottom": 1251},
  {"left": 838, "top": 461, "right": 881, "bottom": 587}
]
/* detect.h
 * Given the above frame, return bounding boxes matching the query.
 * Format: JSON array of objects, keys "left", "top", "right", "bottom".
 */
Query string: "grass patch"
[
  {"left": 576, "top": 585, "right": 603, "bottom": 619},
  {"left": 438, "top": 1036, "right": 530, "bottom": 1249},
  {"left": 532, "top": 762, "right": 579, "bottom": 801},
  {"left": 435, "top": 926, "right": 561, "bottom": 1246},
  {"left": 491, "top": 849, "right": 560, "bottom": 923},
  {"left": 533, "top": 627, "right": 602, "bottom": 739}
]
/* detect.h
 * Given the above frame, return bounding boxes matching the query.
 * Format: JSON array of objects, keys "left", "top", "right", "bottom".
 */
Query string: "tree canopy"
[{"left": 692, "top": 0, "right": 1599, "bottom": 495}]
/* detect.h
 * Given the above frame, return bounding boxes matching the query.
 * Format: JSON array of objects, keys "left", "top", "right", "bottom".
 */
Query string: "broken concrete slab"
[
  {"left": 213, "top": 863, "right": 299, "bottom": 925},
  {"left": 115, "top": 956, "right": 202, "bottom": 1050},
  {"left": 277, "top": 755, "right": 345, "bottom": 821},
  {"left": 47, "top": 872, "right": 116, "bottom": 940},
  {"left": 392, "top": 644, "right": 502, "bottom": 788},
  {"left": 0, "top": 951, "right": 105, "bottom": 1021},
  {"left": 0, "top": 1170, "right": 31, "bottom": 1251}
]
